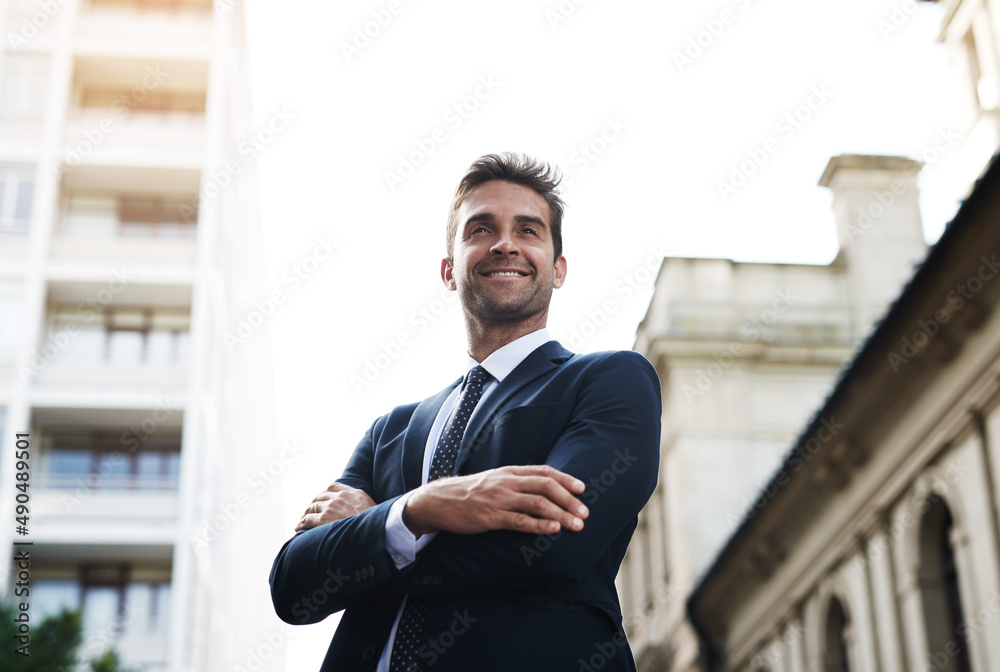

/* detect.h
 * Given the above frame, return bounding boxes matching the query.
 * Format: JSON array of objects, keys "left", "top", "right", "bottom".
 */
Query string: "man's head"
[
  {"left": 445, "top": 153, "right": 565, "bottom": 261},
  {"left": 441, "top": 153, "right": 567, "bottom": 337}
]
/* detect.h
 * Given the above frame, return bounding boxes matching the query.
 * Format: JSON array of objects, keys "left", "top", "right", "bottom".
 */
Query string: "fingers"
[
  {"left": 295, "top": 512, "right": 323, "bottom": 532},
  {"left": 492, "top": 467, "right": 589, "bottom": 531},
  {"left": 504, "top": 492, "right": 584, "bottom": 534},
  {"left": 498, "top": 510, "right": 565, "bottom": 535},
  {"left": 504, "top": 464, "right": 586, "bottom": 494},
  {"left": 435, "top": 466, "right": 590, "bottom": 535},
  {"left": 511, "top": 474, "right": 589, "bottom": 519},
  {"left": 293, "top": 486, "right": 376, "bottom": 531}
]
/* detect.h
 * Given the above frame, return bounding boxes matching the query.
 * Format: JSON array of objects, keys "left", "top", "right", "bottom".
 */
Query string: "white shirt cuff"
[{"left": 385, "top": 492, "right": 437, "bottom": 569}]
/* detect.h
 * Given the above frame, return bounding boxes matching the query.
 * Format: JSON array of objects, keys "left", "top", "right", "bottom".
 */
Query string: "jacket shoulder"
[{"left": 563, "top": 348, "right": 657, "bottom": 374}]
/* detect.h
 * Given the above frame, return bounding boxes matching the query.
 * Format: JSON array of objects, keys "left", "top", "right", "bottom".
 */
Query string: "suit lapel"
[
  {"left": 454, "top": 341, "right": 573, "bottom": 473},
  {"left": 400, "top": 379, "right": 461, "bottom": 493}
]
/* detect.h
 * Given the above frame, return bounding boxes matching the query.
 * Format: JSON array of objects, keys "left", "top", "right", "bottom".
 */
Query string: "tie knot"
[{"left": 466, "top": 365, "right": 490, "bottom": 389}]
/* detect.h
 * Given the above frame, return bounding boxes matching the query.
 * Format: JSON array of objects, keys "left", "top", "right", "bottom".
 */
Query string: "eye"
[{"left": 521, "top": 226, "right": 537, "bottom": 235}]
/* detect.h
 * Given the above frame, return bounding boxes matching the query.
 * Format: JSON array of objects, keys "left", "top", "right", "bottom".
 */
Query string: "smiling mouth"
[{"left": 479, "top": 265, "right": 532, "bottom": 278}]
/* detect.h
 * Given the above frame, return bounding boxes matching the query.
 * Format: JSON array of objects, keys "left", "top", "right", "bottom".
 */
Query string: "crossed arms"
[{"left": 269, "top": 351, "right": 661, "bottom": 624}]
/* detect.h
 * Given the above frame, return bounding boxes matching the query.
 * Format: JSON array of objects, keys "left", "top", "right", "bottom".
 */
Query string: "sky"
[{"left": 243, "top": 0, "right": 966, "bottom": 666}]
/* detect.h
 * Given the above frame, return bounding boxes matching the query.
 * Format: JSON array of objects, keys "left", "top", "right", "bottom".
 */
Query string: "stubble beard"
[{"left": 460, "top": 273, "right": 552, "bottom": 327}]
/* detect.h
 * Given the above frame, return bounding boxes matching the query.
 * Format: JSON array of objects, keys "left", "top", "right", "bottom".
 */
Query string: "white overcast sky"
[{"left": 244, "top": 0, "right": 965, "bottom": 666}]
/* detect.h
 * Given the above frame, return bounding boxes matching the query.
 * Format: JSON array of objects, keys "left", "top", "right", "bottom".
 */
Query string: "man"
[{"left": 269, "top": 153, "right": 661, "bottom": 671}]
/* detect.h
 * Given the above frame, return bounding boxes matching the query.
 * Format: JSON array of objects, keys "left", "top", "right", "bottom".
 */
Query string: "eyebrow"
[{"left": 463, "top": 213, "right": 549, "bottom": 230}]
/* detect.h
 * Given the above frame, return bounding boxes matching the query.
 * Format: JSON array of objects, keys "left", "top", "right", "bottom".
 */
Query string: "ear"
[
  {"left": 552, "top": 255, "right": 567, "bottom": 289},
  {"left": 441, "top": 257, "right": 457, "bottom": 291}
]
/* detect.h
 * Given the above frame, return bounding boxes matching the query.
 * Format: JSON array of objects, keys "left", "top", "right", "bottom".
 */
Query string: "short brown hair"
[{"left": 446, "top": 152, "right": 565, "bottom": 259}]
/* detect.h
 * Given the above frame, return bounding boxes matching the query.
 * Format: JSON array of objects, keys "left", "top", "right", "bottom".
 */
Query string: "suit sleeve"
[
  {"left": 268, "top": 416, "right": 400, "bottom": 624},
  {"left": 399, "top": 350, "right": 661, "bottom": 593}
]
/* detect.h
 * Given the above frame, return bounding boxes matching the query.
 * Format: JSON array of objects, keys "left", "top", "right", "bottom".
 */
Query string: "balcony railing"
[
  {"left": 63, "top": 110, "right": 206, "bottom": 167},
  {"left": 38, "top": 473, "right": 179, "bottom": 491},
  {"left": 75, "top": 1, "right": 212, "bottom": 61},
  {"left": 46, "top": 325, "right": 190, "bottom": 367}
]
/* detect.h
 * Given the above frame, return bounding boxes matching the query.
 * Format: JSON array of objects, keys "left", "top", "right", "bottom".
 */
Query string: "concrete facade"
[
  {"left": 0, "top": 2, "right": 282, "bottom": 670},
  {"left": 688, "top": 152, "right": 1000, "bottom": 672},
  {"left": 621, "top": 155, "right": 929, "bottom": 672},
  {"left": 930, "top": 0, "right": 1000, "bottom": 195},
  {"left": 623, "top": 2, "right": 1000, "bottom": 670}
]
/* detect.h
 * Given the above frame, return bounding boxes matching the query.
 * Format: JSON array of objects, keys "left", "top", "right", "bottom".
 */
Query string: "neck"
[{"left": 464, "top": 314, "right": 547, "bottom": 362}]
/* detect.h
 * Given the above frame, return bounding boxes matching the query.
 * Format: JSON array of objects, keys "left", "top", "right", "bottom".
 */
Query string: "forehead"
[{"left": 458, "top": 180, "right": 550, "bottom": 224}]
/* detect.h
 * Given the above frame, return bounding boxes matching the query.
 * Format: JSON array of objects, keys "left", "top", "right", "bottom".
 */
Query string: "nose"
[{"left": 490, "top": 227, "right": 519, "bottom": 256}]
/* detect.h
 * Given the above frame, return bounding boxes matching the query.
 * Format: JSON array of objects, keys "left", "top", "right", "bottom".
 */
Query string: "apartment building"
[{"left": 0, "top": 1, "right": 281, "bottom": 670}]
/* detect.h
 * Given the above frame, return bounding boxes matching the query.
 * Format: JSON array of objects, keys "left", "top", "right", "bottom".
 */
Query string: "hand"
[
  {"left": 295, "top": 482, "right": 376, "bottom": 531},
  {"left": 402, "top": 465, "right": 589, "bottom": 538}
]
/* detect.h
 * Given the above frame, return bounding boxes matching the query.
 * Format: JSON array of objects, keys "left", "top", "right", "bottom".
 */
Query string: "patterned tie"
[{"left": 389, "top": 365, "right": 491, "bottom": 672}]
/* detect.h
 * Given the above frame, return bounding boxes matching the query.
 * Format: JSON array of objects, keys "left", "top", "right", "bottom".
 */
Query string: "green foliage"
[
  {"left": 0, "top": 602, "right": 135, "bottom": 672},
  {"left": 90, "top": 649, "right": 134, "bottom": 672},
  {"left": 0, "top": 601, "right": 81, "bottom": 671}
]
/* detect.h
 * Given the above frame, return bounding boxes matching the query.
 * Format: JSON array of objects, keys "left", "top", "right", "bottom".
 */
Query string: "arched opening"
[
  {"left": 918, "top": 497, "right": 971, "bottom": 672},
  {"left": 823, "top": 597, "right": 851, "bottom": 672}
]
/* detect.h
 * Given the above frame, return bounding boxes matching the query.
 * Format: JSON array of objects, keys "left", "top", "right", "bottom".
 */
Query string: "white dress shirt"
[{"left": 376, "top": 328, "right": 553, "bottom": 672}]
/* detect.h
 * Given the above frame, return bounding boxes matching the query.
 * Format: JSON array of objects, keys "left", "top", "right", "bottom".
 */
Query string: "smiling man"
[{"left": 269, "top": 153, "right": 661, "bottom": 672}]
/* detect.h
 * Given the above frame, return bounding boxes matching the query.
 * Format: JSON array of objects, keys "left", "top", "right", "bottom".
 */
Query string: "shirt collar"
[{"left": 465, "top": 328, "right": 551, "bottom": 384}]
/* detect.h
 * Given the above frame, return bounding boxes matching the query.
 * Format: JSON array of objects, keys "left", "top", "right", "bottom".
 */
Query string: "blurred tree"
[
  {"left": 0, "top": 602, "right": 134, "bottom": 671},
  {"left": 0, "top": 602, "right": 81, "bottom": 671},
  {"left": 90, "top": 649, "right": 133, "bottom": 672}
]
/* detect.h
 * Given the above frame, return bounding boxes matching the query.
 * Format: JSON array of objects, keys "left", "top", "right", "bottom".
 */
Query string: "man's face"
[{"left": 442, "top": 180, "right": 566, "bottom": 327}]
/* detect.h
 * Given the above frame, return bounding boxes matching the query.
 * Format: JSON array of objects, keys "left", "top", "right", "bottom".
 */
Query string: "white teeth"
[{"left": 487, "top": 271, "right": 522, "bottom": 276}]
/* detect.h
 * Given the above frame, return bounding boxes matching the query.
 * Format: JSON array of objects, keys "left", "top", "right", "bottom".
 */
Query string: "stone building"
[
  {"left": 687, "top": 150, "right": 1000, "bottom": 672},
  {"left": 620, "top": 0, "right": 1000, "bottom": 670},
  {"left": 620, "top": 154, "right": 930, "bottom": 672}
]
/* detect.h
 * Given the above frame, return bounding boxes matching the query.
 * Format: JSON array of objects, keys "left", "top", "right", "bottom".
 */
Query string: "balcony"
[
  {"left": 63, "top": 109, "right": 206, "bottom": 169},
  {"left": 32, "top": 552, "right": 172, "bottom": 670},
  {"left": 76, "top": 0, "right": 213, "bottom": 62},
  {"left": 62, "top": 55, "right": 209, "bottom": 171},
  {"left": 30, "top": 409, "right": 182, "bottom": 540},
  {"left": 52, "top": 192, "right": 197, "bottom": 264},
  {"left": 32, "top": 299, "right": 192, "bottom": 400}
]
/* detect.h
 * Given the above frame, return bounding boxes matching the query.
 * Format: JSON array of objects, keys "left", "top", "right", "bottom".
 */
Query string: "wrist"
[{"left": 402, "top": 489, "right": 435, "bottom": 538}]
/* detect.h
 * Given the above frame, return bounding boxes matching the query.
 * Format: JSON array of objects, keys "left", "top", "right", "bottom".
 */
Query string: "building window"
[
  {"left": 62, "top": 193, "right": 197, "bottom": 237},
  {"left": 823, "top": 597, "right": 851, "bottom": 672},
  {"left": 0, "top": 54, "right": 50, "bottom": 119},
  {"left": 50, "top": 305, "right": 191, "bottom": 366},
  {"left": 0, "top": 164, "right": 35, "bottom": 233},
  {"left": 919, "top": 498, "right": 972, "bottom": 672},
  {"left": 34, "top": 564, "right": 171, "bottom": 640},
  {"left": 42, "top": 430, "right": 181, "bottom": 490},
  {"left": 79, "top": 88, "right": 206, "bottom": 114},
  {"left": 0, "top": 282, "right": 24, "bottom": 360},
  {"left": 119, "top": 196, "right": 197, "bottom": 236}
]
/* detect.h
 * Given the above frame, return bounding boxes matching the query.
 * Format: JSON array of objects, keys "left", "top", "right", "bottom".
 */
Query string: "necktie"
[{"left": 389, "top": 365, "right": 491, "bottom": 672}]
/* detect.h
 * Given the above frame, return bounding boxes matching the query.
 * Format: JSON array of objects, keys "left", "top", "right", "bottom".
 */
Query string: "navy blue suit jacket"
[{"left": 269, "top": 342, "right": 661, "bottom": 671}]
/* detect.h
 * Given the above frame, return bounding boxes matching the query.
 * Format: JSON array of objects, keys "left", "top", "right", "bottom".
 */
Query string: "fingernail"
[
  {"left": 573, "top": 517, "right": 583, "bottom": 529},
  {"left": 573, "top": 479, "right": 585, "bottom": 490},
  {"left": 578, "top": 505, "right": 588, "bottom": 516}
]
